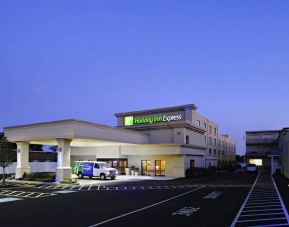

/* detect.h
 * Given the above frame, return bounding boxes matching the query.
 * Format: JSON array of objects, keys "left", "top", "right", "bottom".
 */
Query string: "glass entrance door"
[
  {"left": 141, "top": 160, "right": 152, "bottom": 176},
  {"left": 155, "top": 160, "right": 166, "bottom": 176},
  {"left": 96, "top": 159, "right": 127, "bottom": 175}
]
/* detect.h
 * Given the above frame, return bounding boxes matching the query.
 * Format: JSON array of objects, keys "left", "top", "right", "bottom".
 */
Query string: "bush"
[
  {"left": 6, "top": 174, "right": 15, "bottom": 180},
  {"left": 185, "top": 167, "right": 208, "bottom": 178},
  {"left": 21, "top": 172, "right": 56, "bottom": 182},
  {"left": 60, "top": 178, "right": 77, "bottom": 184},
  {"left": 207, "top": 166, "right": 217, "bottom": 175}
]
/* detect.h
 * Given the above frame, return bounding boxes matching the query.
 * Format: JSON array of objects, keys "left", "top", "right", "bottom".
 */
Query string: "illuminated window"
[{"left": 249, "top": 159, "right": 263, "bottom": 166}]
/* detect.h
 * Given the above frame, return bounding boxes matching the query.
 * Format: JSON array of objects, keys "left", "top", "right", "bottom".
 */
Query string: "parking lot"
[{"left": 0, "top": 172, "right": 266, "bottom": 227}]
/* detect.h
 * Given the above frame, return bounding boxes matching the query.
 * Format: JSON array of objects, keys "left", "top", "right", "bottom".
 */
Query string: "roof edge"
[{"left": 114, "top": 104, "right": 197, "bottom": 117}]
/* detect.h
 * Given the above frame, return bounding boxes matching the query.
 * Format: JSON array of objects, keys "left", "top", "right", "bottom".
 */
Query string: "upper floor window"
[
  {"left": 209, "top": 126, "right": 212, "bottom": 134},
  {"left": 214, "top": 138, "right": 216, "bottom": 146},
  {"left": 197, "top": 120, "right": 201, "bottom": 127},
  {"left": 203, "top": 123, "right": 207, "bottom": 128},
  {"left": 209, "top": 137, "right": 212, "bottom": 145},
  {"left": 214, "top": 128, "right": 217, "bottom": 135}
]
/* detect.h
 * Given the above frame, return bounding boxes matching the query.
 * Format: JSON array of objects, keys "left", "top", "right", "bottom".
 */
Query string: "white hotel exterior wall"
[
  {"left": 194, "top": 112, "right": 236, "bottom": 165},
  {"left": 4, "top": 104, "right": 236, "bottom": 180}
]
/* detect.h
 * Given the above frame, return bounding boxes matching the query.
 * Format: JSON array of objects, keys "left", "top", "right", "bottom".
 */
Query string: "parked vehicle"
[
  {"left": 72, "top": 161, "right": 118, "bottom": 180},
  {"left": 238, "top": 162, "right": 247, "bottom": 168},
  {"left": 246, "top": 164, "right": 257, "bottom": 173}
]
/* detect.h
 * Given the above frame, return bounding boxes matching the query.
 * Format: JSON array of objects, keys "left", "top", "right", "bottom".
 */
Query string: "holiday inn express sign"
[{"left": 124, "top": 112, "right": 184, "bottom": 126}]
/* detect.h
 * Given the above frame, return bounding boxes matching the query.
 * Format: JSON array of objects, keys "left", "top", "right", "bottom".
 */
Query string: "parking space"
[
  {"left": 0, "top": 189, "right": 56, "bottom": 199},
  {"left": 0, "top": 172, "right": 259, "bottom": 226},
  {"left": 35, "top": 183, "right": 252, "bottom": 191}
]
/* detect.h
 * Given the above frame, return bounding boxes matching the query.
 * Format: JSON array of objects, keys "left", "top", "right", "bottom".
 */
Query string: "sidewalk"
[{"left": 6, "top": 175, "right": 178, "bottom": 187}]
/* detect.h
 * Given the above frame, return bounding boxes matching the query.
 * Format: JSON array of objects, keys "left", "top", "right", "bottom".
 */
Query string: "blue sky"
[{"left": 1, "top": 1, "right": 289, "bottom": 154}]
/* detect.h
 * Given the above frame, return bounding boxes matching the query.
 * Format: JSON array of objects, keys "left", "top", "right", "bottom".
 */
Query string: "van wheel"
[
  {"left": 111, "top": 176, "right": 116, "bottom": 180},
  {"left": 100, "top": 173, "right": 106, "bottom": 180},
  {"left": 78, "top": 173, "right": 83, "bottom": 179}
]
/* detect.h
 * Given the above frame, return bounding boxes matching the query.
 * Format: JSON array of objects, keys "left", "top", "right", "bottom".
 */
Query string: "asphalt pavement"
[{"left": 0, "top": 172, "right": 257, "bottom": 227}]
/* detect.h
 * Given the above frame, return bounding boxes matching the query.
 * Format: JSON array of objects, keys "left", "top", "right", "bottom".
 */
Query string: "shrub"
[
  {"left": 185, "top": 167, "right": 208, "bottom": 178},
  {"left": 207, "top": 166, "right": 217, "bottom": 175},
  {"left": 60, "top": 178, "right": 77, "bottom": 184}
]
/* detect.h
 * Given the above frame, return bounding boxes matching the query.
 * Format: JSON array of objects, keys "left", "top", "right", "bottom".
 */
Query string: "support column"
[
  {"left": 56, "top": 139, "right": 72, "bottom": 182},
  {"left": 15, "top": 142, "right": 30, "bottom": 179}
]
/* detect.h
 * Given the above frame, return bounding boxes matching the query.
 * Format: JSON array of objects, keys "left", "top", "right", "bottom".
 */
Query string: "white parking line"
[
  {"left": 246, "top": 201, "right": 281, "bottom": 205},
  {"left": 24, "top": 193, "right": 34, "bottom": 198},
  {"left": 13, "top": 192, "right": 26, "bottom": 197},
  {"left": 242, "top": 208, "right": 283, "bottom": 213},
  {"left": 35, "top": 193, "right": 45, "bottom": 198},
  {"left": 88, "top": 186, "right": 205, "bottom": 227},
  {"left": 237, "top": 217, "right": 286, "bottom": 223},
  {"left": 249, "top": 223, "right": 289, "bottom": 227},
  {"left": 240, "top": 212, "right": 284, "bottom": 217},
  {"left": 244, "top": 204, "right": 281, "bottom": 209},
  {"left": 78, "top": 185, "right": 84, "bottom": 191}
]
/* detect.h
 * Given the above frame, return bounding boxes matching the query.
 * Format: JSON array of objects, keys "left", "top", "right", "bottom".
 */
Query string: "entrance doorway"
[
  {"left": 141, "top": 160, "right": 152, "bottom": 176},
  {"left": 97, "top": 159, "right": 127, "bottom": 175},
  {"left": 155, "top": 160, "right": 166, "bottom": 176}
]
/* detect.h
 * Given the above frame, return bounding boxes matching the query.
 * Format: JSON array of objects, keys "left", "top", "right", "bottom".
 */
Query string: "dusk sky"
[{"left": 1, "top": 1, "right": 289, "bottom": 155}]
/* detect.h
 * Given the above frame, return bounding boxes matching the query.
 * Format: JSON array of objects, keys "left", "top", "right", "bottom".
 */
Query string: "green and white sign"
[{"left": 124, "top": 113, "right": 183, "bottom": 126}]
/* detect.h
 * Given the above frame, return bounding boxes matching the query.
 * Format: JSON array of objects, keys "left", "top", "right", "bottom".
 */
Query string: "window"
[
  {"left": 197, "top": 120, "right": 200, "bottom": 126},
  {"left": 218, "top": 140, "right": 221, "bottom": 147},
  {"left": 214, "top": 149, "right": 216, "bottom": 154},
  {"left": 218, "top": 150, "right": 220, "bottom": 155},
  {"left": 205, "top": 136, "right": 206, "bottom": 142},
  {"left": 204, "top": 123, "right": 207, "bottom": 128},
  {"left": 209, "top": 137, "right": 212, "bottom": 146},
  {"left": 209, "top": 126, "right": 212, "bottom": 134},
  {"left": 190, "top": 160, "right": 195, "bottom": 168},
  {"left": 214, "top": 128, "right": 217, "bottom": 135},
  {"left": 222, "top": 150, "right": 224, "bottom": 155},
  {"left": 214, "top": 138, "right": 216, "bottom": 146},
  {"left": 209, "top": 148, "right": 212, "bottom": 154},
  {"left": 186, "top": 135, "right": 190, "bottom": 144},
  {"left": 155, "top": 160, "right": 166, "bottom": 176},
  {"left": 94, "top": 163, "right": 100, "bottom": 169}
]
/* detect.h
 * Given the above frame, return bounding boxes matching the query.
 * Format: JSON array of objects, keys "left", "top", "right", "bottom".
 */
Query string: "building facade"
[
  {"left": 246, "top": 130, "right": 281, "bottom": 170},
  {"left": 4, "top": 104, "right": 236, "bottom": 181},
  {"left": 279, "top": 128, "right": 289, "bottom": 178}
]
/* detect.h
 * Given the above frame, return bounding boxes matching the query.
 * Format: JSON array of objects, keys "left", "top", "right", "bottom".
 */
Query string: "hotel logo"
[{"left": 124, "top": 116, "right": 134, "bottom": 126}]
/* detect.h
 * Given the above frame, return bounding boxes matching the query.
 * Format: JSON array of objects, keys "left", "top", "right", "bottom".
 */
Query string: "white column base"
[
  {"left": 56, "top": 167, "right": 72, "bottom": 182},
  {"left": 15, "top": 167, "right": 30, "bottom": 179}
]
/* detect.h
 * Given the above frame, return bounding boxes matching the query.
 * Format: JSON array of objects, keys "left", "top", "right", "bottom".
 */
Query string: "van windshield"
[{"left": 99, "top": 162, "right": 111, "bottom": 168}]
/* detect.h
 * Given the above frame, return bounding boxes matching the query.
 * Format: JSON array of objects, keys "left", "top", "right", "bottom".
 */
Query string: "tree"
[{"left": 0, "top": 135, "right": 16, "bottom": 187}]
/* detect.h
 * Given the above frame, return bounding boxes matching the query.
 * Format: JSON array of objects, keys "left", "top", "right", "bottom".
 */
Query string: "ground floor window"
[
  {"left": 96, "top": 158, "right": 128, "bottom": 175},
  {"left": 141, "top": 160, "right": 152, "bottom": 176},
  {"left": 155, "top": 160, "right": 166, "bottom": 176}
]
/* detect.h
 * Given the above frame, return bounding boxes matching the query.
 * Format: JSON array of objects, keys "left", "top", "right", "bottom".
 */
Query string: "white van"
[{"left": 73, "top": 161, "right": 118, "bottom": 180}]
